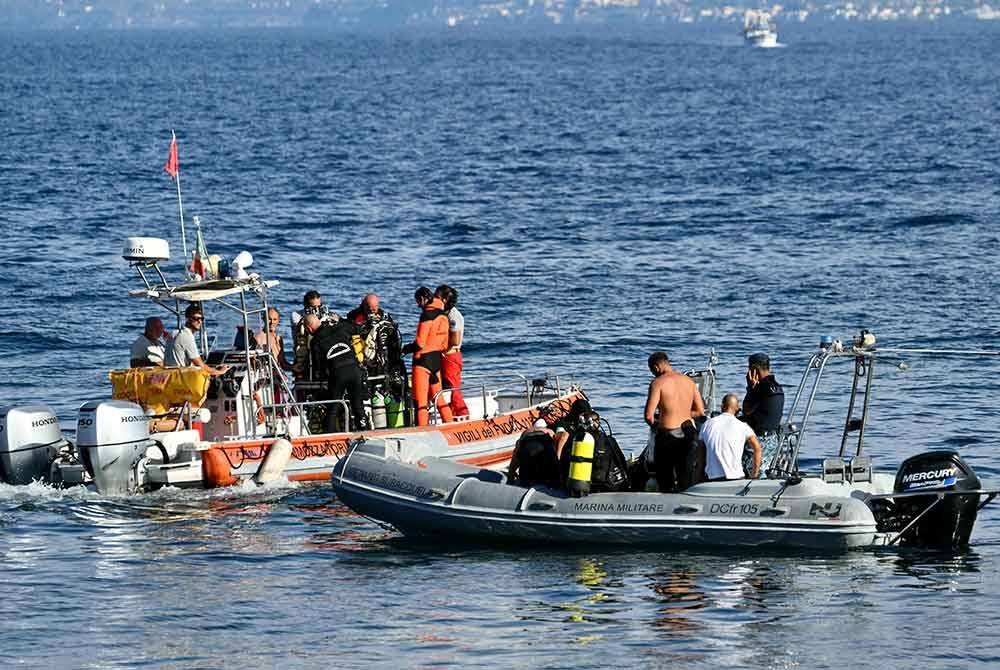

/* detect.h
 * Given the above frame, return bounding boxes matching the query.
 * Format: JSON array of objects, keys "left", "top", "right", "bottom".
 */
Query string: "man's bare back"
[{"left": 645, "top": 370, "right": 705, "bottom": 430}]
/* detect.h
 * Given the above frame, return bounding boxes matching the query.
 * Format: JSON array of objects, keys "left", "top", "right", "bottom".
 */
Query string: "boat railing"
[
  {"left": 773, "top": 331, "right": 1000, "bottom": 478},
  {"left": 266, "top": 398, "right": 352, "bottom": 437},
  {"left": 430, "top": 374, "right": 574, "bottom": 421},
  {"left": 772, "top": 340, "right": 877, "bottom": 477}
]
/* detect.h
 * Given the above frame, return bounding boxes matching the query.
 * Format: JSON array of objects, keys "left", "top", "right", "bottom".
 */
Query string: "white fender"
[{"left": 254, "top": 438, "right": 292, "bottom": 485}]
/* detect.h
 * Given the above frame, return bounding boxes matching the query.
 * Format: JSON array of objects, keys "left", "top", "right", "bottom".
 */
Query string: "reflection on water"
[
  {"left": 648, "top": 566, "right": 707, "bottom": 636},
  {"left": 1, "top": 479, "right": 999, "bottom": 668},
  {"left": 879, "top": 547, "right": 985, "bottom": 592}
]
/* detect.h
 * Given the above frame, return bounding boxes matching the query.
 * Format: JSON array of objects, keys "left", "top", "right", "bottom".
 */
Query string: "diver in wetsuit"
[
  {"left": 556, "top": 399, "right": 630, "bottom": 494},
  {"left": 306, "top": 314, "right": 369, "bottom": 433},
  {"left": 644, "top": 352, "right": 706, "bottom": 492},
  {"left": 508, "top": 419, "right": 561, "bottom": 488}
]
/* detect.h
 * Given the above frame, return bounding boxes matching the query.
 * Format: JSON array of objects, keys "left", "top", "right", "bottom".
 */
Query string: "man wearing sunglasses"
[{"left": 166, "top": 304, "right": 228, "bottom": 375}]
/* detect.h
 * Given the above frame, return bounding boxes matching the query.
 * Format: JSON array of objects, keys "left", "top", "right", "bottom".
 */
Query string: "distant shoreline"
[{"left": 3, "top": 4, "right": 1000, "bottom": 33}]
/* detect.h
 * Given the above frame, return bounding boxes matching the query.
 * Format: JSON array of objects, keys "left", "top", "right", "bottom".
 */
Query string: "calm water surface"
[{"left": 1, "top": 23, "right": 999, "bottom": 668}]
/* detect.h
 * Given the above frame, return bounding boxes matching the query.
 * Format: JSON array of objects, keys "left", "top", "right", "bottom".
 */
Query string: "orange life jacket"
[{"left": 414, "top": 297, "right": 449, "bottom": 364}]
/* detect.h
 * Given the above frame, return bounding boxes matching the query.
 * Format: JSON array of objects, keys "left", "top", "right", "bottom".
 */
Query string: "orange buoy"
[{"left": 202, "top": 447, "right": 239, "bottom": 488}]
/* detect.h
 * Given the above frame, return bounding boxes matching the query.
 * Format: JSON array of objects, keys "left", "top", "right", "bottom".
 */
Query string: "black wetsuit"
[
  {"left": 508, "top": 430, "right": 560, "bottom": 488},
  {"left": 310, "top": 320, "right": 367, "bottom": 432},
  {"left": 653, "top": 422, "right": 700, "bottom": 493}
]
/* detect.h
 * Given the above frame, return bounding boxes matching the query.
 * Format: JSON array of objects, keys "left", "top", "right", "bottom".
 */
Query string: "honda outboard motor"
[
  {"left": 76, "top": 400, "right": 153, "bottom": 495},
  {"left": 890, "top": 450, "right": 981, "bottom": 549},
  {"left": 0, "top": 405, "right": 64, "bottom": 485}
]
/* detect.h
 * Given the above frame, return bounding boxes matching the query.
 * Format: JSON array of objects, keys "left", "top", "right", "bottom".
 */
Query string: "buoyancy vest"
[
  {"left": 591, "top": 432, "right": 630, "bottom": 492},
  {"left": 509, "top": 430, "right": 560, "bottom": 488},
  {"left": 413, "top": 298, "right": 449, "bottom": 371}
]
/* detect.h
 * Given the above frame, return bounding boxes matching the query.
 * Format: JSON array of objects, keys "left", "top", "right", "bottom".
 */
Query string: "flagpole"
[{"left": 171, "top": 130, "right": 188, "bottom": 264}]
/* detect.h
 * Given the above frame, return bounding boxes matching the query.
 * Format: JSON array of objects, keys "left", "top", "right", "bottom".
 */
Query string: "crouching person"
[
  {"left": 558, "top": 399, "right": 630, "bottom": 497},
  {"left": 507, "top": 419, "right": 561, "bottom": 488}
]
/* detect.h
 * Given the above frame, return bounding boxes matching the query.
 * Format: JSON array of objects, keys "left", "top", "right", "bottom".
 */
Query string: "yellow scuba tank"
[
  {"left": 351, "top": 334, "right": 364, "bottom": 363},
  {"left": 567, "top": 431, "right": 595, "bottom": 497}
]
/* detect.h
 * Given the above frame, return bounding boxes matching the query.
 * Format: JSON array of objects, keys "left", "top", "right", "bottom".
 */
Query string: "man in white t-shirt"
[
  {"left": 129, "top": 317, "right": 166, "bottom": 367},
  {"left": 701, "top": 393, "right": 762, "bottom": 480}
]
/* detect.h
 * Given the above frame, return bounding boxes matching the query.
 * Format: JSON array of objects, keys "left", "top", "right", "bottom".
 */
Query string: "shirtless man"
[{"left": 643, "top": 351, "right": 705, "bottom": 492}]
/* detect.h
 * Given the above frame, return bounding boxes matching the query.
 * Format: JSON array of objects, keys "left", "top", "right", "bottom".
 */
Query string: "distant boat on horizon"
[{"left": 743, "top": 10, "right": 779, "bottom": 48}]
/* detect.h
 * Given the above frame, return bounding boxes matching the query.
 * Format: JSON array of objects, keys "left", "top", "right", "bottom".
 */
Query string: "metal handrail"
[{"left": 266, "top": 398, "right": 351, "bottom": 436}]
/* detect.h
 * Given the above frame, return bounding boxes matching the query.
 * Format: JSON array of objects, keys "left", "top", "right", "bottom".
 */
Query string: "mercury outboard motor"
[
  {"left": 76, "top": 400, "right": 154, "bottom": 495},
  {"left": 0, "top": 405, "right": 65, "bottom": 485},
  {"left": 889, "top": 450, "right": 981, "bottom": 549}
]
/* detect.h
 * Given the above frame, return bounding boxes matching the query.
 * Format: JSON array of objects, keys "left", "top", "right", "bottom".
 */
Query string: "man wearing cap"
[{"left": 742, "top": 352, "right": 784, "bottom": 477}]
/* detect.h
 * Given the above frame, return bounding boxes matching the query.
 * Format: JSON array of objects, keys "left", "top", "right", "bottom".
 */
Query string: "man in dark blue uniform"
[{"left": 741, "top": 352, "right": 784, "bottom": 477}]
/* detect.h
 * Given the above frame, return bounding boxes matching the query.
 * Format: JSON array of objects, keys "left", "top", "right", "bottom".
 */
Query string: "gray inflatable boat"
[
  {"left": 332, "top": 332, "right": 998, "bottom": 552},
  {"left": 332, "top": 437, "right": 893, "bottom": 550}
]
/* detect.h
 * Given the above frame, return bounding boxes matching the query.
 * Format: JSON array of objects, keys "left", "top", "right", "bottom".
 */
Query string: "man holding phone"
[{"left": 741, "top": 352, "right": 784, "bottom": 477}]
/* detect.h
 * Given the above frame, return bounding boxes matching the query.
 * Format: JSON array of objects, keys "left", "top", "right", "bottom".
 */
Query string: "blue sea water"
[{"left": 1, "top": 22, "right": 1000, "bottom": 669}]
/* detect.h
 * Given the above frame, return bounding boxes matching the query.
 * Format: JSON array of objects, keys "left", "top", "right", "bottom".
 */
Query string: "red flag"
[{"left": 164, "top": 134, "right": 179, "bottom": 178}]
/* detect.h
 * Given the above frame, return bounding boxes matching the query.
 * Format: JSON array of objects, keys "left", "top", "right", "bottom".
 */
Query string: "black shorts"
[{"left": 653, "top": 423, "right": 699, "bottom": 492}]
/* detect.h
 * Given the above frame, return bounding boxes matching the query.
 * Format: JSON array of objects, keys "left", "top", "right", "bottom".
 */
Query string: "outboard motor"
[
  {"left": 76, "top": 400, "right": 153, "bottom": 495},
  {"left": 0, "top": 405, "right": 65, "bottom": 485},
  {"left": 889, "top": 450, "right": 981, "bottom": 549}
]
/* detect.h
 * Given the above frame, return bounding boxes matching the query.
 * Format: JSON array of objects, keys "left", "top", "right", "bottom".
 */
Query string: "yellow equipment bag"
[{"left": 109, "top": 367, "right": 211, "bottom": 415}]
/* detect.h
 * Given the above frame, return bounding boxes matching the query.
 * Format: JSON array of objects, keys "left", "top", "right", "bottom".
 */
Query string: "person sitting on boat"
[
  {"left": 702, "top": 393, "right": 762, "bottom": 481},
  {"left": 552, "top": 397, "right": 592, "bottom": 459},
  {"left": 741, "top": 353, "right": 784, "bottom": 477},
  {"left": 401, "top": 287, "right": 454, "bottom": 426},
  {"left": 292, "top": 290, "right": 335, "bottom": 380},
  {"left": 644, "top": 351, "right": 705, "bottom": 493},
  {"left": 255, "top": 307, "right": 294, "bottom": 372},
  {"left": 305, "top": 313, "right": 369, "bottom": 432},
  {"left": 507, "top": 419, "right": 560, "bottom": 488},
  {"left": 557, "top": 400, "right": 630, "bottom": 494},
  {"left": 165, "top": 304, "right": 229, "bottom": 376},
  {"left": 436, "top": 284, "right": 470, "bottom": 418},
  {"left": 129, "top": 316, "right": 166, "bottom": 368}
]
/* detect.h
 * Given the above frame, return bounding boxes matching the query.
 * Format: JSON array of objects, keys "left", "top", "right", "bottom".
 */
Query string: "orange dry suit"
[{"left": 408, "top": 297, "right": 454, "bottom": 426}]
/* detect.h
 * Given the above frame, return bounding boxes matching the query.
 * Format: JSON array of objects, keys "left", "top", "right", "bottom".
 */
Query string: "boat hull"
[
  {"left": 332, "top": 439, "right": 886, "bottom": 552},
  {"left": 745, "top": 32, "right": 778, "bottom": 48}
]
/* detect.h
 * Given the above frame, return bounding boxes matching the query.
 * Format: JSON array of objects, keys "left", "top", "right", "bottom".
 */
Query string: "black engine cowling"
[{"left": 884, "top": 450, "right": 982, "bottom": 549}]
